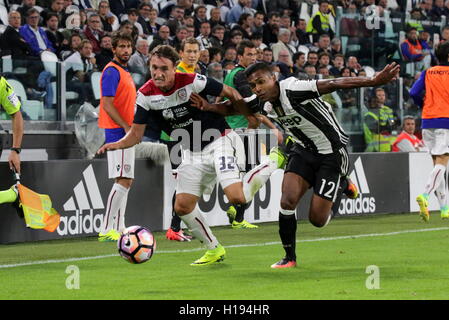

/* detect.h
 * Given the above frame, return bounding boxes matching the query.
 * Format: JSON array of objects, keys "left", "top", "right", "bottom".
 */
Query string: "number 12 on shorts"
[{"left": 319, "top": 178, "right": 337, "bottom": 199}]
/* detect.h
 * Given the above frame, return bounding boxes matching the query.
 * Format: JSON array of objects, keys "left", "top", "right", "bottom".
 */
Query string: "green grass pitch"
[{"left": 1, "top": 212, "right": 449, "bottom": 300}]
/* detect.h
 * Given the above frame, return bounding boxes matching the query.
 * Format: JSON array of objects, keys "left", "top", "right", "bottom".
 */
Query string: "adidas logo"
[
  {"left": 339, "top": 157, "right": 376, "bottom": 215},
  {"left": 57, "top": 165, "right": 105, "bottom": 236}
]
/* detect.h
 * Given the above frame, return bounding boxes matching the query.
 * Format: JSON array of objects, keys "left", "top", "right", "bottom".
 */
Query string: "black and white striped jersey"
[{"left": 247, "top": 77, "right": 349, "bottom": 155}]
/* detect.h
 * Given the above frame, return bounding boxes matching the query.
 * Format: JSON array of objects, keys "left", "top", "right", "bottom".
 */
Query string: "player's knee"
[
  {"left": 309, "top": 212, "right": 331, "bottom": 228},
  {"left": 281, "top": 195, "right": 298, "bottom": 211},
  {"left": 227, "top": 193, "right": 246, "bottom": 205},
  {"left": 174, "top": 202, "right": 194, "bottom": 216}
]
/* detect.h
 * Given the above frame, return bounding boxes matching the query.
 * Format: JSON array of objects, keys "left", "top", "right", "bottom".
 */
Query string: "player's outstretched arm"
[
  {"left": 220, "top": 85, "right": 260, "bottom": 128},
  {"left": 316, "top": 62, "right": 400, "bottom": 95},
  {"left": 190, "top": 93, "right": 237, "bottom": 115},
  {"left": 97, "top": 123, "right": 146, "bottom": 154}
]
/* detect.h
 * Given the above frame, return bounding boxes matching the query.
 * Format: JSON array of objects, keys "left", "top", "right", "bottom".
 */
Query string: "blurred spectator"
[
  {"left": 137, "top": 3, "right": 153, "bottom": 35},
  {"left": 318, "top": 52, "right": 331, "bottom": 69},
  {"left": 128, "top": 38, "right": 149, "bottom": 86},
  {"left": 406, "top": 8, "right": 424, "bottom": 33},
  {"left": 233, "top": 13, "right": 254, "bottom": 40},
  {"left": 209, "top": 7, "right": 226, "bottom": 29},
  {"left": 207, "top": 62, "right": 224, "bottom": 83},
  {"left": 194, "top": 5, "right": 208, "bottom": 36},
  {"left": 292, "top": 51, "right": 306, "bottom": 73},
  {"left": 330, "top": 37, "right": 342, "bottom": 57},
  {"left": 263, "top": 11, "right": 280, "bottom": 46},
  {"left": 222, "top": 46, "right": 237, "bottom": 67},
  {"left": 45, "top": 12, "right": 65, "bottom": 57},
  {"left": 223, "top": 60, "right": 235, "bottom": 71},
  {"left": 60, "top": 33, "right": 82, "bottom": 59},
  {"left": 97, "top": 0, "right": 115, "bottom": 33},
  {"left": 109, "top": 0, "right": 139, "bottom": 19},
  {"left": 400, "top": 27, "right": 432, "bottom": 71},
  {"left": 306, "top": 0, "right": 334, "bottom": 43},
  {"left": 363, "top": 88, "right": 398, "bottom": 152},
  {"left": 329, "top": 53, "right": 345, "bottom": 77},
  {"left": 83, "top": 13, "right": 104, "bottom": 54},
  {"left": 429, "top": 0, "right": 445, "bottom": 19},
  {"left": 118, "top": 20, "right": 138, "bottom": 45},
  {"left": 186, "top": 25, "right": 195, "bottom": 38},
  {"left": 210, "top": 25, "right": 225, "bottom": 50},
  {"left": 18, "top": 0, "right": 36, "bottom": 25},
  {"left": 208, "top": 47, "right": 222, "bottom": 64},
  {"left": 198, "top": 49, "right": 209, "bottom": 74},
  {"left": 444, "top": 0, "right": 449, "bottom": 16},
  {"left": 225, "top": 30, "right": 243, "bottom": 50},
  {"left": 250, "top": 32, "right": 266, "bottom": 50},
  {"left": 252, "top": 12, "right": 265, "bottom": 35},
  {"left": 304, "top": 64, "right": 317, "bottom": 79},
  {"left": 41, "top": 0, "right": 65, "bottom": 24},
  {"left": 196, "top": 21, "right": 212, "bottom": 50},
  {"left": 346, "top": 56, "right": 362, "bottom": 75},
  {"left": 77, "top": 0, "right": 95, "bottom": 11},
  {"left": 0, "top": 11, "right": 33, "bottom": 60},
  {"left": 95, "top": 34, "right": 113, "bottom": 71},
  {"left": 149, "top": 25, "right": 172, "bottom": 52},
  {"left": 173, "top": 26, "right": 188, "bottom": 52},
  {"left": 295, "top": 18, "right": 311, "bottom": 47},
  {"left": 64, "top": 39, "right": 96, "bottom": 104},
  {"left": 166, "top": 5, "right": 185, "bottom": 37},
  {"left": 277, "top": 49, "right": 293, "bottom": 67},
  {"left": 392, "top": 116, "right": 425, "bottom": 152},
  {"left": 262, "top": 47, "right": 273, "bottom": 64},
  {"left": 316, "top": 34, "right": 331, "bottom": 55},
  {"left": 226, "top": 0, "right": 251, "bottom": 25},
  {"left": 441, "top": 26, "right": 449, "bottom": 43},
  {"left": 126, "top": 9, "right": 146, "bottom": 38},
  {"left": 419, "top": 0, "right": 434, "bottom": 19},
  {"left": 20, "top": 8, "right": 55, "bottom": 57},
  {"left": 272, "top": 28, "right": 295, "bottom": 62},
  {"left": 146, "top": 8, "right": 161, "bottom": 35},
  {"left": 307, "top": 51, "right": 319, "bottom": 67}
]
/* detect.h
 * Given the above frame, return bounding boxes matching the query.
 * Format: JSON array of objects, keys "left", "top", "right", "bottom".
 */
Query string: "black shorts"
[{"left": 285, "top": 144, "right": 350, "bottom": 201}]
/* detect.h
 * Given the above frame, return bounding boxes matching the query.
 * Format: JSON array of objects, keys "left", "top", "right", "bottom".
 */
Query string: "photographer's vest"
[
  {"left": 392, "top": 131, "right": 421, "bottom": 152},
  {"left": 306, "top": 11, "right": 331, "bottom": 34},
  {"left": 363, "top": 106, "right": 395, "bottom": 152},
  {"left": 224, "top": 65, "right": 248, "bottom": 129}
]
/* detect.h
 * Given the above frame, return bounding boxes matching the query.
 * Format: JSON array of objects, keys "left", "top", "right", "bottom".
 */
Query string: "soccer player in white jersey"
[
  {"left": 98, "top": 45, "right": 283, "bottom": 266},
  {"left": 193, "top": 62, "right": 400, "bottom": 268}
]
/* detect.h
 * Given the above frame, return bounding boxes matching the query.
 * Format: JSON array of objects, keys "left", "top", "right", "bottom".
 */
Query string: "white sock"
[
  {"left": 179, "top": 205, "right": 219, "bottom": 250},
  {"left": 425, "top": 164, "right": 446, "bottom": 196},
  {"left": 100, "top": 183, "right": 128, "bottom": 234},
  {"left": 434, "top": 179, "right": 447, "bottom": 209},
  {"left": 242, "top": 159, "right": 278, "bottom": 203},
  {"left": 115, "top": 187, "right": 129, "bottom": 233}
]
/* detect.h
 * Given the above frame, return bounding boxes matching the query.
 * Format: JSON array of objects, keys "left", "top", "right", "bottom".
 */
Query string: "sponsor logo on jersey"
[
  {"left": 339, "top": 157, "right": 376, "bottom": 215},
  {"left": 276, "top": 115, "right": 302, "bottom": 128},
  {"left": 162, "top": 108, "right": 175, "bottom": 120},
  {"left": 57, "top": 165, "right": 105, "bottom": 236}
]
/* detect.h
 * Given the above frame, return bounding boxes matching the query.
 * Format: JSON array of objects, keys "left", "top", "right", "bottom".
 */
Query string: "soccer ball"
[{"left": 117, "top": 226, "right": 156, "bottom": 264}]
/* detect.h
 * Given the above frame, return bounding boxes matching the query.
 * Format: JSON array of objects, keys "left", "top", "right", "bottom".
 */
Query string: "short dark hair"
[
  {"left": 237, "top": 40, "right": 255, "bottom": 56},
  {"left": 150, "top": 45, "right": 180, "bottom": 67},
  {"left": 250, "top": 32, "right": 263, "bottom": 40},
  {"left": 45, "top": 12, "right": 59, "bottom": 23},
  {"left": 180, "top": 37, "right": 200, "bottom": 52},
  {"left": 436, "top": 41, "right": 449, "bottom": 63},
  {"left": 111, "top": 32, "right": 134, "bottom": 49},
  {"left": 267, "top": 11, "right": 280, "bottom": 20},
  {"left": 244, "top": 62, "right": 273, "bottom": 78},
  {"left": 26, "top": 8, "right": 40, "bottom": 17},
  {"left": 292, "top": 51, "right": 305, "bottom": 62}
]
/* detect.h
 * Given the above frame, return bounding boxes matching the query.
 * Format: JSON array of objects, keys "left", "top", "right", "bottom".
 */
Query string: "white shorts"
[
  {"left": 422, "top": 129, "right": 449, "bottom": 155},
  {"left": 107, "top": 147, "right": 135, "bottom": 179},
  {"left": 176, "top": 131, "right": 246, "bottom": 197}
]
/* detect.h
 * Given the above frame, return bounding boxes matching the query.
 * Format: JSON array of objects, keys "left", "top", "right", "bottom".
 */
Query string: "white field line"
[{"left": 1, "top": 227, "right": 448, "bottom": 269}]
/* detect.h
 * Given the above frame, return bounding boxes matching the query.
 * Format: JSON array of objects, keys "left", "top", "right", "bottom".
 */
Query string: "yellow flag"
[{"left": 17, "top": 184, "right": 60, "bottom": 232}]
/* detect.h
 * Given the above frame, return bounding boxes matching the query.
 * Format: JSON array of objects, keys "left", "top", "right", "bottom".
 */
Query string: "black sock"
[
  {"left": 279, "top": 212, "right": 297, "bottom": 261},
  {"left": 170, "top": 191, "right": 181, "bottom": 232},
  {"left": 234, "top": 204, "right": 246, "bottom": 223}
]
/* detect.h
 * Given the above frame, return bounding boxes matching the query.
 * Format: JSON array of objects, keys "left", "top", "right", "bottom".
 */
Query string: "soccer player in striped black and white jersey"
[
  {"left": 244, "top": 62, "right": 400, "bottom": 268},
  {"left": 193, "top": 62, "right": 400, "bottom": 268}
]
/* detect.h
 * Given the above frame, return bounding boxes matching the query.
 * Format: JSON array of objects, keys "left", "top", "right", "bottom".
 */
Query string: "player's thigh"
[
  {"left": 280, "top": 172, "right": 310, "bottom": 210},
  {"left": 214, "top": 132, "right": 246, "bottom": 202},
  {"left": 107, "top": 147, "right": 135, "bottom": 179},
  {"left": 423, "top": 129, "right": 449, "bottom": 157}
]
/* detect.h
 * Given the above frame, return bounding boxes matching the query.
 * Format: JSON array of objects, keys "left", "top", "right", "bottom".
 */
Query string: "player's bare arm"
[
  {"left": 8, "top": 110, "right": 23, "bottom": 173},
  {"left": 190, "top": 93, "right": 237, "bottom": 115},
  {"left": 97, "top": 123, "right": 146, "bottom": 154},
  {"left": 317, "top": 63, "right": 400, "bottom": 94},
  {"left": 102, "top": 96, "right": 131, "bottom": 132}
]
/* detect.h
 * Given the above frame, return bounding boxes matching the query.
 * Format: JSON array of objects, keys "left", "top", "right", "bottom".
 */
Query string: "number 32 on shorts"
[
  {"left": 218, "top": 156, "right": 237, "bottom": 172},
  {"left": 318, "top": 178, "right": 337, "bottom": 200}
]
